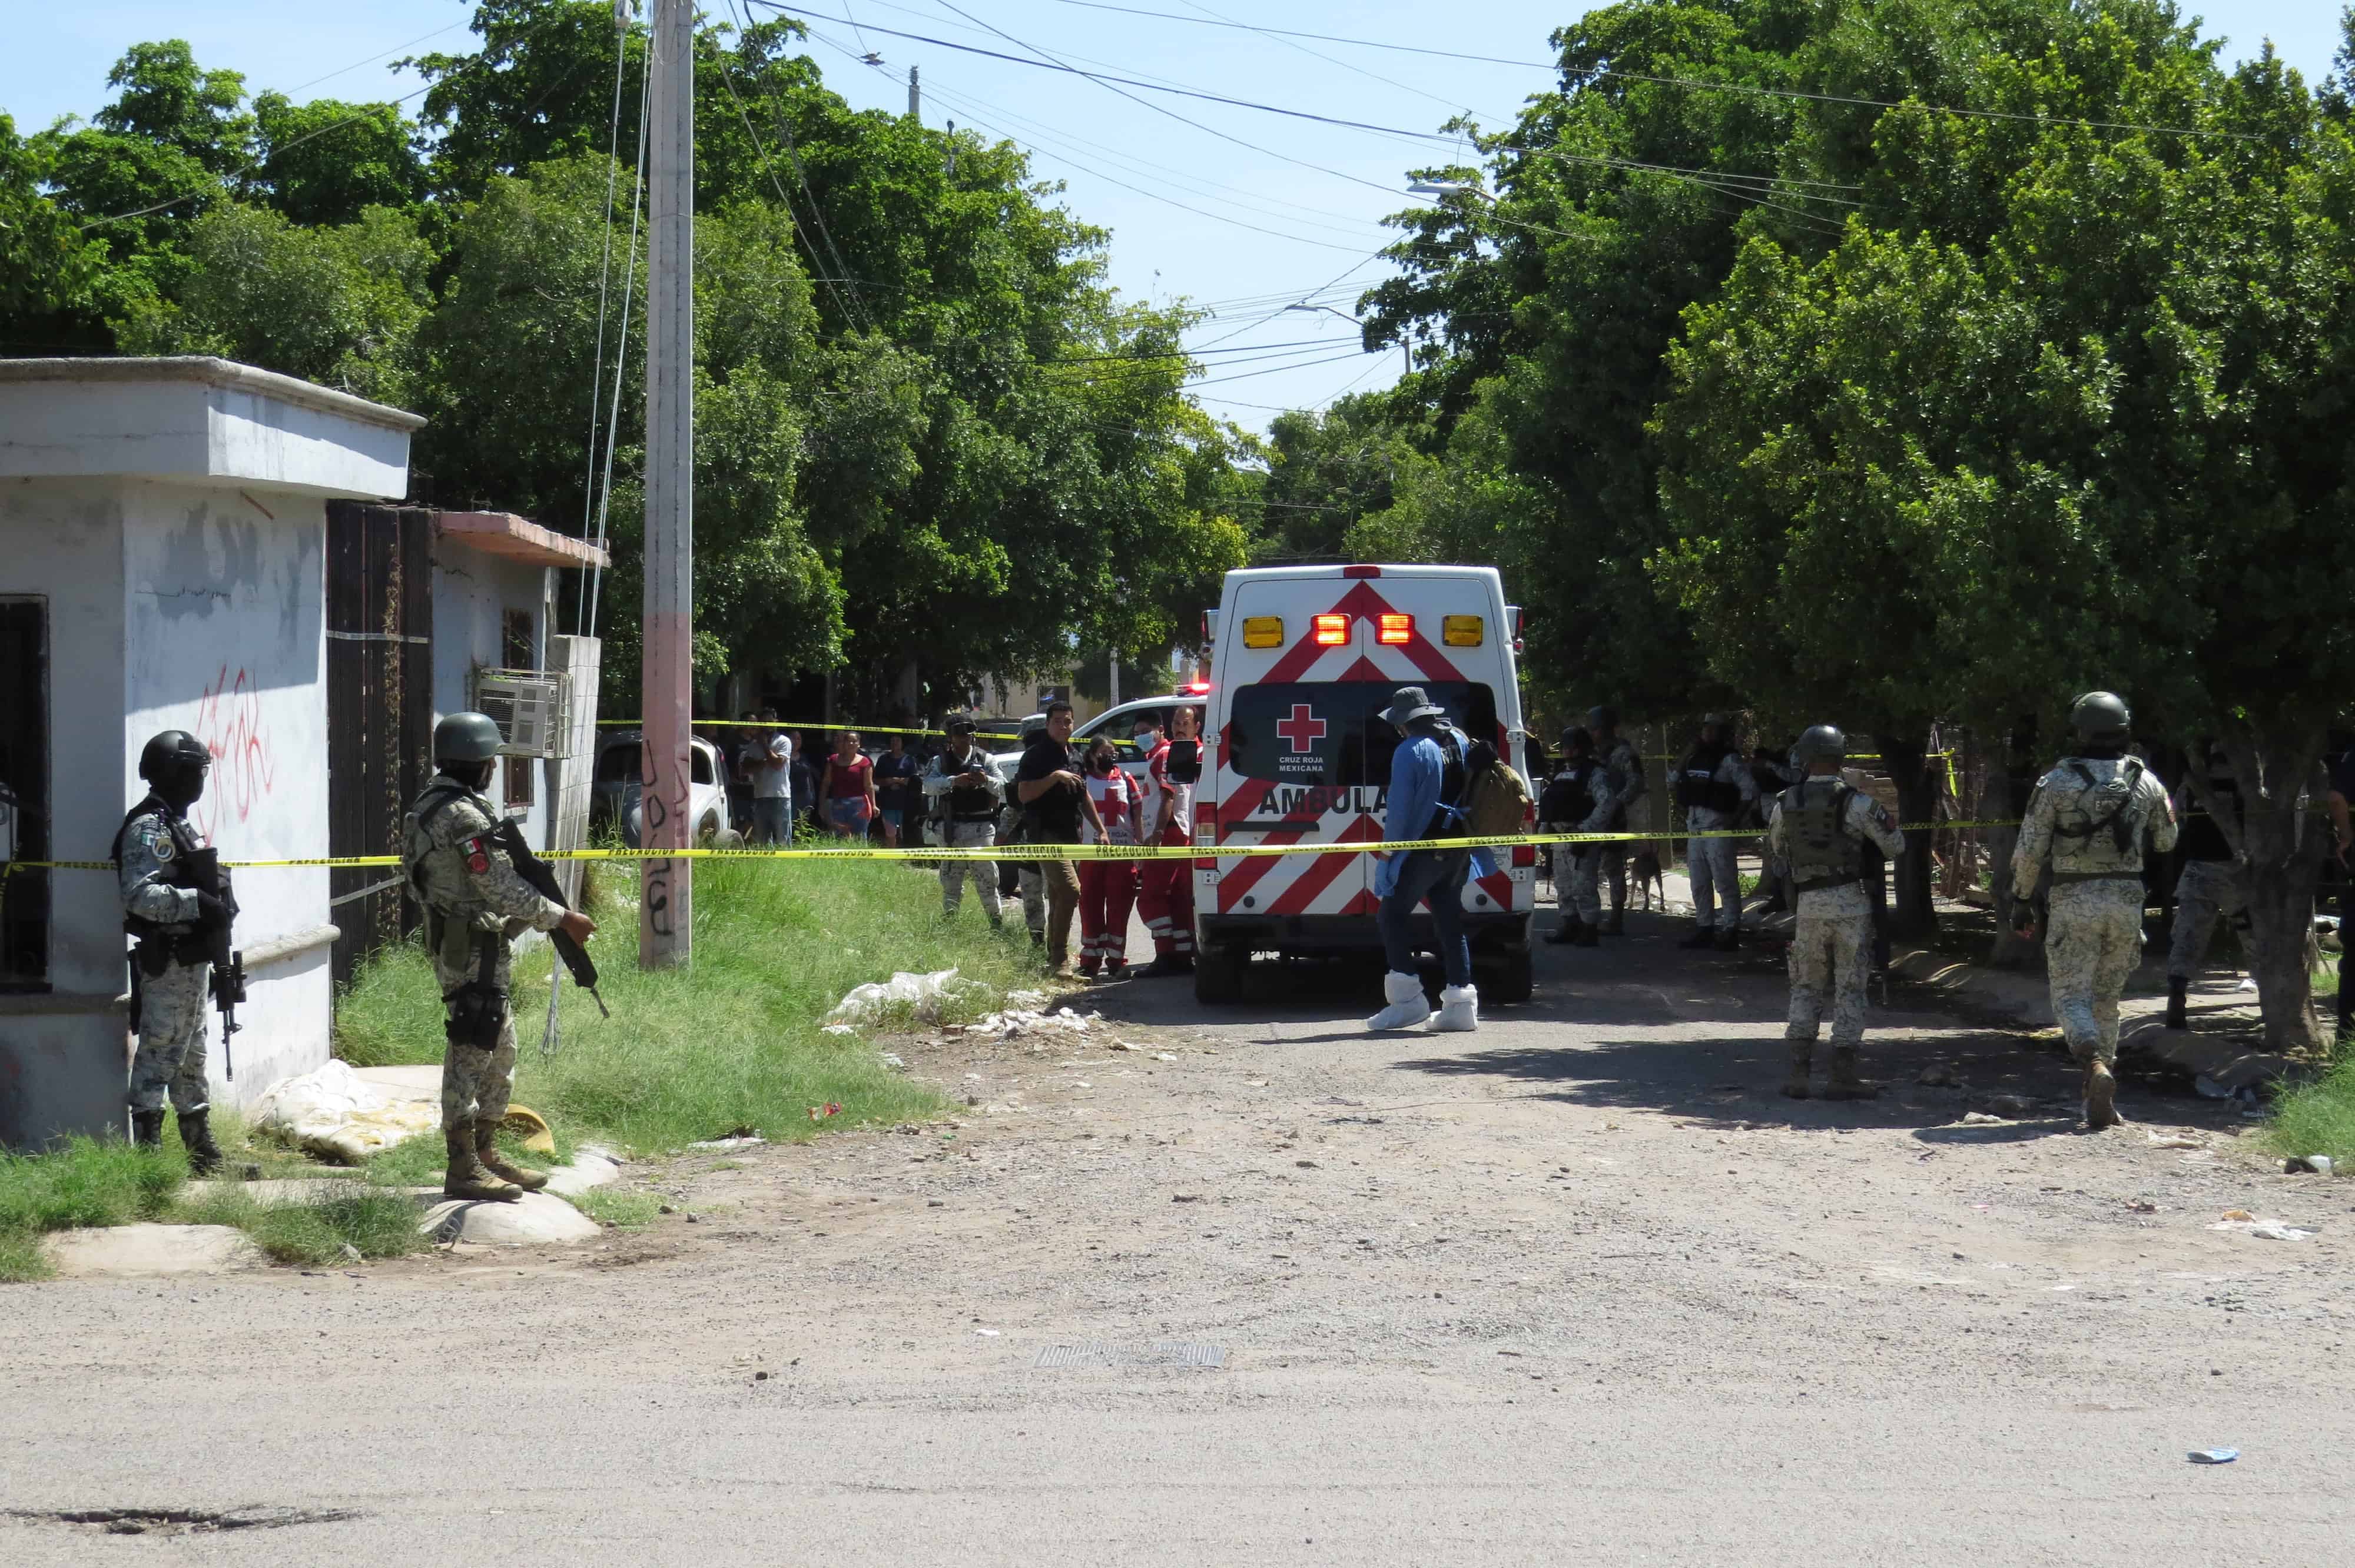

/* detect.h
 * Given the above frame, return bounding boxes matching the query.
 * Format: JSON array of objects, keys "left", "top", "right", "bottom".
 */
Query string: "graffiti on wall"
[{"left": 188, "top": 663, "right": 276, "bottom": 843}]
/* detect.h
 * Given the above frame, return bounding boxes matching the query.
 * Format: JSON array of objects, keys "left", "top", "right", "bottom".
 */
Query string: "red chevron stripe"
[{"left": 1265, "top": 813, "right": 1381, "bottom": 914}]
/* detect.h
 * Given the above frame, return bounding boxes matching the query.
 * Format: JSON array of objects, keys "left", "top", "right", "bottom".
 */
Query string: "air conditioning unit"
[{"left": 473, "top": 669, "right": 572, "bottom": 758}]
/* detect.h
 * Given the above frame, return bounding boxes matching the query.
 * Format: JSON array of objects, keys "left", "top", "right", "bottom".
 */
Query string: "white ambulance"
[{"left": 1191, "top": 564, "right": 1535, "bottom": 1005}]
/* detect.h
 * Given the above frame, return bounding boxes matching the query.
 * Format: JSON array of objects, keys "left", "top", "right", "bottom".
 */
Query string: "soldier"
[
  {"left": 1676, "top": 713, "right": 1758, "bottom": 951},
  {"left": 1588, "top": 706, "right": 1645, "bottom": 935},
  {"left": 111, "top": 730, "right": 227, "bottom": 1172},
  {"left": 1767, "top": 726, "right": 1905, "bottom": 1099},
  {"left": 923, "top": 717, "right": 1005, "bottom": 926},
  {"left": 2165, "top": 747, "right": 2247, "bottom": 1029},
  {"left": 2011, "top": 692, "right": 2177, "bottom": 1130},
  {"left": 404, "top": 712, "right": 598, "bottom": 1202},
  {"left": 1540, "top": 726, "right": 1618, "bottom": 948}
]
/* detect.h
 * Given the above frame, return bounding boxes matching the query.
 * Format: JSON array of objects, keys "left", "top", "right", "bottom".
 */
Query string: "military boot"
[
  {"left": 443, "top": 1127, "right": 522, "bottom": 1202},
  {"left": 1713, "top": 926, "right": 1742, "bottom": 954},
  {"left": 474, "top": 1120, "right": 549, "bottom": 1192},
  {"left": 2081, "top": 1059, "right": 2120, "bottom": 1130},
  {"left": 1598, "top": 911, "right": 1625, "bottom": 937},
  {"left": 1574, "top": 923, "right": 1600, "bottom": 948},
  {"left": 176, "top": 1108, "right": 223, "bottom": 1177},
  {"left": 1544, "top": 916, "right": 1585, "bottom": 946},
  {"left": 1781, "top": 1041, "right": 1813, "bottom": 1100},
  {"left": 2165, "top": 976, "right": 2189, "bottom": 1031},
  {"left": 1823, "top": 1047, "right": 1879, "bottom": 1100},
  {"left": 130, "top": 1108, "right": 165, "bottom": 1149},
  {"left": 1679, "top": 925, "right": 1718, "bottom": 950}
]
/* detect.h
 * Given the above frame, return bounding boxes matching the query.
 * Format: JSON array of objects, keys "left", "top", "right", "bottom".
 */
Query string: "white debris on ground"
[
  {"left": 825, "top": 968, "right": 998, "bottom": 1028},
  {"left": 952, "top": 1005, "right": 1105, "bottom": 1049},
  {"left": 250, "top": 1059, "right": 440, "bottom": 1164}
]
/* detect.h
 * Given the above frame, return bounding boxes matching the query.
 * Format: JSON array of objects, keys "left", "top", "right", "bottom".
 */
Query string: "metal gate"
[{"left": 324, "top": 503, "right": 433, "bottom": 989}]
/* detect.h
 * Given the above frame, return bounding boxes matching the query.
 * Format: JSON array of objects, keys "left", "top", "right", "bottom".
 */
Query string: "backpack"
[{"left": 1460, "top": 739, "right": 1534, "bottom": 839}]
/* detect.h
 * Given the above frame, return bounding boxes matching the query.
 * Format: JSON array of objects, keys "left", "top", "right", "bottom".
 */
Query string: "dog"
[{"left": 1629, "top": 845, "right": 1667, "bottom": 912}]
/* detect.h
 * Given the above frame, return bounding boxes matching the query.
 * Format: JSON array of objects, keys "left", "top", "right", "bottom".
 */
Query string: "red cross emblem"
[{"left": 1275, "top": 703, "right": 1327, "bottom": 755}]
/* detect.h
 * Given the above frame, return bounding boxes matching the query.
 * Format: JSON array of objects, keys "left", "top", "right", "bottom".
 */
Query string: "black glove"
[
  {"left": 2011, "top": 902, "right": 2038, "bottom": 938},
  {"left": 195, "top": 891, "right": 231, "bottom": 929}
]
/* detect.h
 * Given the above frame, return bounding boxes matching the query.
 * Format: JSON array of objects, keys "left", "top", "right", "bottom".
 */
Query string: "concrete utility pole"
[
  {"left": 639, "top": 0, "right": 694, "bottom": 969},
  {"left": 1108, "top": 652, "right": 1120, "bottom": 709},
  {"left": 908, "top": 64, "right": 921, "bottom": 121}
]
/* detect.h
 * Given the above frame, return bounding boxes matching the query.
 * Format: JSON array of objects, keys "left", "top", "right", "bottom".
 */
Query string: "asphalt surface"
[{"left": 4, "top": 905, "right": 2349, "bottom": 1565}]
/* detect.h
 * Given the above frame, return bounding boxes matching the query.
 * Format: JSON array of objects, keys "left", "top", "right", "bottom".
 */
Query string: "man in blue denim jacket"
[{"left": 1368, "top": 686, "right": 1494, "bottom": 1034}]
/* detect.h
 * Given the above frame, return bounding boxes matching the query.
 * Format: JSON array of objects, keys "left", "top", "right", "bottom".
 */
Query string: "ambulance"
[{"left": 1190, "top": 564, "right": 1535, "bottom": 1005}]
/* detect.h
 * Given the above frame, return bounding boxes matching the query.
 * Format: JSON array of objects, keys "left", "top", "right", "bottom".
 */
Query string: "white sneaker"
[
  {"left": 1366, "top": 970, "right": 1431, "bottom": 1031},
  {"left": 1429, "top": 984, "right": 1480, "bottom": 1032}
]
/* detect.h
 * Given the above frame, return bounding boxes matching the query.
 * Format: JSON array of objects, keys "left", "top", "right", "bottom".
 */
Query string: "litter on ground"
[{"left": 250, "top": 1059, "right": 439, "bottom": 1164}]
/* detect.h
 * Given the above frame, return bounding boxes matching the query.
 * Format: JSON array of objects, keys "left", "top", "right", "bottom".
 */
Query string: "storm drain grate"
[{"left": 1033, "top": 1341, "right": 1226, "bottom": 1370}]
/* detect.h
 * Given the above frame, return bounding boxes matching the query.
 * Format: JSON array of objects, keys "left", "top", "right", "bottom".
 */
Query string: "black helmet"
[
  {"left": 1558, "top": 725, "right": 1593, "bottom": 755},
  {"left": 1794, "top": 725, "right": 1846, "bottom": 764},
  {"left": 138, "top": 730, "right": 210, "bottom": 782},
  {"left": 2069, "top": 691, "right": 2131, "bottom": 745},
  {"left": 434, "top": 711, "right": 505, "bottom": 763},
  {"left": 1586, "top": 705, "right": 1618, "bottom": 733}
]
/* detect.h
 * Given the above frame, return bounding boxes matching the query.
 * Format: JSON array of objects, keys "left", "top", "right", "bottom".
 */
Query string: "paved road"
[{"left": 5, "top": 908, "right": 2347, "bottom": 1564}]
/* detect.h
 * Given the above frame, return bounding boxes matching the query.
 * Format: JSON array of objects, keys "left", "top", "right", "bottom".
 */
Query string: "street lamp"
[
  {"left": 1283, "top": 303, "right": 1406, "bottom": 380},
  {"left": 1407, "top": 178, "right": 1483, "bottom": 199}
]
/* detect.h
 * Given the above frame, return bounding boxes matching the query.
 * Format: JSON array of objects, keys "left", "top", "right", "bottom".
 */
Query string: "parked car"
[
  {"left": 987, "top": 689, "right": 1211, "bottom": 783},
  {"left": 589, "top": 730, "right": 741, "bottom": 848}
]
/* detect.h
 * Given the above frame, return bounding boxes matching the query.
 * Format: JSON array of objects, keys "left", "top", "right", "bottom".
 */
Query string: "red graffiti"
[{"left": 189, "top": 664, "right": 276, "bottom": 843}]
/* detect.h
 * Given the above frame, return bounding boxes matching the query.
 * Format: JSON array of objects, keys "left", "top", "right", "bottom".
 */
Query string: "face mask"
[{"left": 1090, "top": 755, "right": 1117, "bottom": 776}]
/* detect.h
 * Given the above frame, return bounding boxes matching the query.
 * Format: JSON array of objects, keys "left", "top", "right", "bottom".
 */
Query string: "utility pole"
[
  {"left": 1108, "top": 650, "right": 1120, "bottom": 709},
  {"left": 908, "top": 64, "right": 921, "bottom": 121},
  {"left": 639, "top": 0, "right": 693, "bottom": 969}
]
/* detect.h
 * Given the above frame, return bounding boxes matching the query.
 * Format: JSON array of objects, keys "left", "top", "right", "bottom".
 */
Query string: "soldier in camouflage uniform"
[
  {"left": 1677, "top": 713, "right": 1759, "bottom": 951},
  {"left": 1767, "top": 726, "right": 1905, "bottom": 1099},
  {"left": 1588, "top": 706, "right": 1644, "bottom": 935},
  {"left": 2164, "top": 748, "right": 2247, "bottom": 1029},
  {"left": 111, "top": 730, "right": 228, "bottom": 1173},
  {"left": 403, "top": 712, "right": 598, "bottom": 1201},
  {"left": 2011, "top": 692, "right": 2177, "bottom": 1130},
  {"left": 1540, "top": 726, "right": 1620, "bottom": 948}
]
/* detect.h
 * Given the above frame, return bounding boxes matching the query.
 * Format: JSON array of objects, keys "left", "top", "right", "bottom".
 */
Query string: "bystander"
[
  {"left": 821, "top": 730, "right": 877, "bottom": 839},
  {"left": 874, "top": 732, "right": 922, "bottom": 849},
  {"left": 1016, "top": 700, "right": 1102, "bottom": 975},
  {"left": 747, "top": 710, "right": 794, "bottom": 846}
]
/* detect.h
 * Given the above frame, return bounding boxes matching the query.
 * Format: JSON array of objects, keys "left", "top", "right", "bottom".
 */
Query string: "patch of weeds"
[
  {"left": 2266, "top": 1050, "right": 2355, "bottom": 1167},
  {"left": 0, "top": 1137, "right": 184, "bottom": 1234},
  {"left": 706, "top": 1160, "right": 745, "bottom": 1172},
  {"left": 0, "top": 1227, "right": 52, "bottom": 1283},
  {"left": 173, "top": 1177, "right": 426, "bottom": 1264},
  {"left": 331, "top": 931, "right": 445, "bottom": 1068},
  {"left": 569, "top": 1188, "right": 661, "bottom": 1230}
]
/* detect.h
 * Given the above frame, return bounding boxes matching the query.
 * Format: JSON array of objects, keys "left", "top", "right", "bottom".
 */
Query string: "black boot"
[
  {"left": 2165, "top": 976, "right": 2188, "bottom": 1031},
  {"left": 1598, "top": 911, "right": 1624, "bottom": 936},
  {"left": 1574, "top": 923, "right": 1600, "bottom": 948},
  {"left": 1545, "top": 917, "right": 1584, "bottom": 946},
  {"left": 130, "top": 1108, "right": 164, "bottom": 1149},
  {"left": 176, "top": 1108, "right": 223, "bottom": 1177},
  {"left": 1714, "top": 926, "right": 1741, "bottom": 953},
  {"left": 1679, "top": 926, "right": 1718, "bottom": 950}
]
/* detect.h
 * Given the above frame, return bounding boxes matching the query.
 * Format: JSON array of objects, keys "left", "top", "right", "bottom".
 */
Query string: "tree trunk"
[
  {"left": 2215, "top": 730, "right": 2327, "bottom": 1056},
  {"left": 1983, "top": 717, "right": 2040, "bottom": 968},
  {"left": 1880, "top": 730, "right": 1939, "bottom": 940}
]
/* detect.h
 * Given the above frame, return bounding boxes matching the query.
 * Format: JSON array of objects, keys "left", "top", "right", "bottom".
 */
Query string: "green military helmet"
[
  {"left": 1794, "top": 725, "right": 1846, "bottom": 764},
  {"left": 1586, "top": 705, "right": 1618, "bottom": 733},
  {"left": 434, "top": 710, "right": 505, "bottom": 764},
  {"left": 138, "top": 729, "right": 211, "bottom": 781},
  {"left": 2068, "top": 691, "right": 2132, "bottom": 746}
]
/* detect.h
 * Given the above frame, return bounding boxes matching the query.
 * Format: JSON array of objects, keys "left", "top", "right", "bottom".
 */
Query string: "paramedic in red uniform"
[
  {"left": 1077, "top": 735, "right": 1144, "bottom": 977},
  {"left": 1133, "top": 706, "right": 1199, "bottom": 976}
]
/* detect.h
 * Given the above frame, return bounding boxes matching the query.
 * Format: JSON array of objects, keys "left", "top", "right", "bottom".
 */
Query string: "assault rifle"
[
  {"left": 491, "top": 819, "right": 609, "bottom": 1018},
  {"left": 184, "top": 847, "right": 244, "bottom": 1079}
]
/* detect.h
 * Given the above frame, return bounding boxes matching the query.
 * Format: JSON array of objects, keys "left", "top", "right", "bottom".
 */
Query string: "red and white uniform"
[
  {"left": 1078, "top": 769, "right": 1143, "bottom": 968},
  {"left": 1136, "top": 739, "right": 1196, "bottom": 958}
]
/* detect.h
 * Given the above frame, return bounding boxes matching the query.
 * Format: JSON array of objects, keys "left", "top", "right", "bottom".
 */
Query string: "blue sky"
[{"left": 6, "top": 2, "right": 2340, "bottom": 430}]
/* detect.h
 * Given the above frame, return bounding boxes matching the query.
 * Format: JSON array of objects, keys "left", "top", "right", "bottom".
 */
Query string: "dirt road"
[{"left": 5, "top": 910, "right": 2348, "bottom": 1564}]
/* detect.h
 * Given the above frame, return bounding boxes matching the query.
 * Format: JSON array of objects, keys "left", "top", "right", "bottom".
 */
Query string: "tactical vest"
[
  {"left": 1676, "top": 744, "right": 1742, "bottom": 815},
  {"left": 110, "top": 795, "right": 205, "bottom": 944},
  {"left": 943, "top": 752, "right": 997, "bottom": 821},
  {"left": 1540, "top": 760, "right": 1598, "bottom": 825},
  {"left": 1779, "top": 779, "right": 1862, "bottom": 892},
  {"left": 1421, "top": 729, "right": 1470, "bottom": 839},
  {"left": 2177, "top": 773, "right": 2239, "bottom": 862},
  {"left": 2049, "top": 756, "right": 2151, "bottom": 869}
]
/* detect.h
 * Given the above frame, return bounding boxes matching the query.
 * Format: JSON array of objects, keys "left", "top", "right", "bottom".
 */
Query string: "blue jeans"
[
  {"left": 752, "top": 797, "right": 793, "bottom": 845},
  {"left": 1378, "top": 849, "right": 1473, "bottom": 988}
]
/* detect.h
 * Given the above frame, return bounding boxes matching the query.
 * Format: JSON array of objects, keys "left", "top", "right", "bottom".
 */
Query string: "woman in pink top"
[{"left": 821, "top": 730, "right": 877, "bottom": 838}]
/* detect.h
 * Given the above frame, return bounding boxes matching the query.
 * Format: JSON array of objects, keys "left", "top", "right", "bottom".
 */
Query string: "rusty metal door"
[{"left": 324, "top": 503, "right": 433, "bottom": 989}]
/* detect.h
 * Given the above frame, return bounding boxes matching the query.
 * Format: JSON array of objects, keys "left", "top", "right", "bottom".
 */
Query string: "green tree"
[
  {"left": 248, "top": 93, "right": 429, "bottom": 228},
  {"left": 0, "top": 114, "right": 108, "bottom": 334}
]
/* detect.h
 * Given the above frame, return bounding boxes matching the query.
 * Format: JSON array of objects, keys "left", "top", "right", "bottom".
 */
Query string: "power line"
[{"left": 1039, "top": 0, "right": 1557, "bottom": 69}]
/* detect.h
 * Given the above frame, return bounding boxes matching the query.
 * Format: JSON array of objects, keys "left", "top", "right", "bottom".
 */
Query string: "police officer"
[
  {"left": 1588, "top": 706, "right": 1646, "bottom": 935},
  {"left": 2011, "top": 692, "right": 2177, "bottom": 1130},
  {"left": 404, "top": 712, "right": 598, "bottom": 1202},
  {"left": 112, "top": 730, "right": 227, "bottom": 1172},
  {"left": 923, "top": 717, "right": 1005, "bottom": 926},
  {"left": 1677, "top": 713, "right": 1758, "bottom": 951},
  {"left": 1540, "top": 726, "right": 1618, "bottom": 947},
  {"left": 2165, "top": 747, "right": 2247, "bottom": 1029},
  {"left": 1767, "top": 726, "right": 1905, "bottom": 1099}
]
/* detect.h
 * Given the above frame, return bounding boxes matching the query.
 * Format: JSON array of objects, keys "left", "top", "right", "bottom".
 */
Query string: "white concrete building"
[{"left": 0, "top": 358, "right": 419, "bottom": 1150}]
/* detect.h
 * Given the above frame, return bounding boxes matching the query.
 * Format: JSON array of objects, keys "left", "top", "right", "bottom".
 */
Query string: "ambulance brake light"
[
  {"left": 1313, "top": 613, "right": 1349, "bottom": 646},
  {"left": 1242, "top": 616, "right": 1284, "bottom": 649},
  {"left": 1376, "top": 613, "right": 1414, "bottom": 645}
]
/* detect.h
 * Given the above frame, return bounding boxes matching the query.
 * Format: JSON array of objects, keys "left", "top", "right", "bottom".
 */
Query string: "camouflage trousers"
[
  {"left": 1687, "top": 830, "right": 1742, "bottom": 929},
  {"left": 1597, "top": 842, "right": 1627, "bottom": 914},
  {"left": 1552, "top": 840, "right": 1602, "bottom": 923},
  {"left": 937, "top": 822, "right": 1003, "bottom": 921},
  {"left": 1018, "top": 866, "right": 1046, "bottom": 938},
  {"left": 130, "top": 959, "right": 210, "bottom": 1114},
  {"left": 2167, "top": 858, "right": 2246, "bottom": 981},
  {"left": 1786, "top": 886, "right": 1873, "bottom": 1047},
  {"left": 434, "top": 939, "right": 517, "bottom": 1132},
  {"left": 2045, "top": 879, "right": 2145, "bottom": 1065}
]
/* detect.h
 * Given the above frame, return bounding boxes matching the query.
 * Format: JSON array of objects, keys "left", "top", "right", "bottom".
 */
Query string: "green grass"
[
  {"left": 339, "top": 858, "right": 1001, "bottom": 1157},
  {"left": 174, "top": 1178, "right": 427, "bottom": 1265},
  {"left": 570, "top": 1187, "right": 662, "bottom": 1230}
]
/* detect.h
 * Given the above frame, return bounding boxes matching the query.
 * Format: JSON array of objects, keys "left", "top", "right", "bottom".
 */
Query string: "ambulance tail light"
[
  {"left": 1376, "top": 613, "right": 1414, "bottom": 646},
  {"left": 1511, "top": 797, "right": 1536, "bottom": 869},
  {"left": 1313, "top": 613, "right": 1349, "bottom": 646}
]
